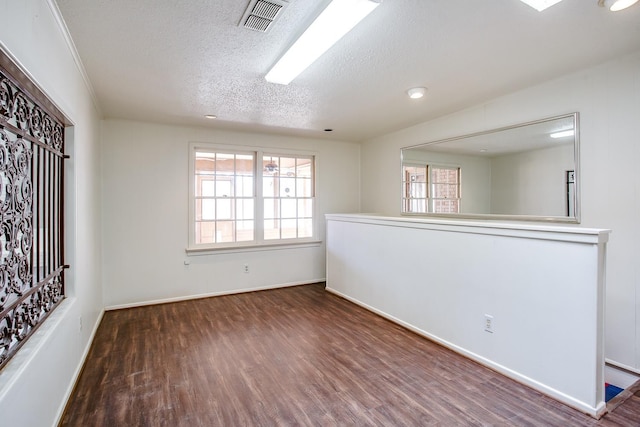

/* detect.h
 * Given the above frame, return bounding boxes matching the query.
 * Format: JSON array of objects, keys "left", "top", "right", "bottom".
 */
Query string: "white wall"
[
  {"left": 360, "top": 50, "right": 640, "bottom": 372},
  {"left": 0, "top": 1, "right": 103, "bottom": 426},
  {"left": 490, "top": 143, "right": 574, "bottom": 216},
  {"left": 326, "top": 214, "right": 609, "bottom": 417},
  {"left": 101, "top": 119, "right": 360, "bottom": 307}
]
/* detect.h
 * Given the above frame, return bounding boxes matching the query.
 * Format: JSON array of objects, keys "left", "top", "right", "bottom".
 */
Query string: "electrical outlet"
[
  {"left": 484, "top": 314, "right": 493, "bottom": 333},
  {"left": 79, "top": 316, "right": 83, "bottom": 331},
  {"left": 244, "top": 264, "right": 249, "bottom": 273}
]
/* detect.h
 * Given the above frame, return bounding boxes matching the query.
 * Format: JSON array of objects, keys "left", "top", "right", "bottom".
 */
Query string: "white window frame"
[
  {"left": 401, "top": 162, "right": 461, "bottom": 214},
  {"left": 428, "top": 164, "right": 461, "bottom": 214},
  {"left": 187, "top": 142, "right": 320, "bottom": 254},
  {"left": 402, "top": 162, "right": 428, "bottom": 213}
]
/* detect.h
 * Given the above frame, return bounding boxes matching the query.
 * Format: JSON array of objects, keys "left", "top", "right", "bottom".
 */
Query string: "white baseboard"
[
  {"left": 605, "top": 361, "right": 640, "bottom": 389},
  {"left": 105, "top": 279, "right": 326, "bottom": 311},
  {"left": 52, "top": 280, "right": 325, "bottom": 424},
  {"left": 326, "top": 286, "right": 606, "bottom": 419},
  {"left": 54, "top": 307, "right": 105, "bottom": 426}
]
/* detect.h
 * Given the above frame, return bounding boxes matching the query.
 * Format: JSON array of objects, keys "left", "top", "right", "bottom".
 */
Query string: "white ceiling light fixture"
[
  {"left": 598, "top": 0, "right": 639, "bottom": 11},
  {"left": 407, "top": 87, "right": 427, "bottom": 99},
  {"left": 265, "top": 0, "right": 382, "bottom": 85},
  {"left": 518, "top": 0, "right": 564, "bottom": 11},
  {"left": 550, "top": 129, "right": 575, "bottom": 138}
]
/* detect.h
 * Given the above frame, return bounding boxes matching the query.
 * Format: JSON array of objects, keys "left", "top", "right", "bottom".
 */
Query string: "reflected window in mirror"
[
  {"left": 431, "top": 166, "right": 460, "bottom": 213},
  {"left": 403, "top": 164, "right": 427, "bottom": 213},
  {"left": 403, "top": 164, "right": 461, "bottom": 214},
  {"left": 400, "top": 113, "right": 579, "bottom": 222}
]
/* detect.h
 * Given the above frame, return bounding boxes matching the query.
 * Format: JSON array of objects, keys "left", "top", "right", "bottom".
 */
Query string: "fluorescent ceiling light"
[
  {"left": 265, "top": 0, "right": 381, "bottom": 85},
  {"left": 550, "top": 130, "right": 575, "bottom": 138},
  {"left": 519, "top": 0, "right": 564, "bottom": 11}
]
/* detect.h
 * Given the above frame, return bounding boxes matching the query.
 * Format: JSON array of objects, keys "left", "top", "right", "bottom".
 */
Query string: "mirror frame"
[{"left": 400, "top": 112, "right": 580, "bottom": 223}]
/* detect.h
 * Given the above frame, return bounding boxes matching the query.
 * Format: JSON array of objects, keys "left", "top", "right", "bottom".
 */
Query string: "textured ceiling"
[{"left": 54, "top": 0, "right": 640, "bottom": 142}]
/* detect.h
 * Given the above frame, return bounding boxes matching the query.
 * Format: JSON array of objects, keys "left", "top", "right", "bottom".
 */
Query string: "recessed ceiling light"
[
  {"left": 550, "top": 130, "right": 575, "bottom": 138},
  {"left": 518, "top": 0, "right": 564, "bottom": 11},
  {"left": 205, "top": 114, "right": 217, "bottom": 119},
  {"left": 407, "top": 87, "right": 427, "bottom": 99},
  {"left": 599, "top": 0, "right": 639, "bottom": 11}
]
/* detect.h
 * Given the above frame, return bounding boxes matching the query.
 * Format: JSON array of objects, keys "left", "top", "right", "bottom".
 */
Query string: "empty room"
[{"left": 1, "top": 0, "right": 640, "bottom": 425}]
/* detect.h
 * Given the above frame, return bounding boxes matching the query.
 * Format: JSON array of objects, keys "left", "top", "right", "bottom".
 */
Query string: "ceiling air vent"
[{"left": 240, "top": 0, "right": 289, "bottom": 32}]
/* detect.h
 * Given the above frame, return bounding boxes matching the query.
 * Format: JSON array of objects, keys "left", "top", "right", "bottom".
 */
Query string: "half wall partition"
[{"left": 326, "top": 214, "right": 609, "bottom": 418}]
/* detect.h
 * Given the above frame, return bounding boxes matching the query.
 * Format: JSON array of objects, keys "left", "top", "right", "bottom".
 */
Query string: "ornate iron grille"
[{"left": 0, "top": 64, "right": 66, "bottom": 371}]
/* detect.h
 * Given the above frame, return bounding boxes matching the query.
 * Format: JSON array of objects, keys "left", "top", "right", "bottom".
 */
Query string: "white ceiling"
[{"left": 54, "top": 0, "right": 640, "bottom": 142}]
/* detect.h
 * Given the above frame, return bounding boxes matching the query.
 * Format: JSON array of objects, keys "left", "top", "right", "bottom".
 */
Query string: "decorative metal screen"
[{"left": 0, "top": 63, "right": 66, "bottom": 370}]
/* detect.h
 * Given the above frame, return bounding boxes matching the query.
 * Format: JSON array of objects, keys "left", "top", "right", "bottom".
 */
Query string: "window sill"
[{"left": 185, "top": 240, "right": 323, "bottom": 256}]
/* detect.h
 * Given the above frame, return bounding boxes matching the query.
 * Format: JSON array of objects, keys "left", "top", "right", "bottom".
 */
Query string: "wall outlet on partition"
[
  {"left": 243, "top": 263, "right": 249, "bottom": 274},
  {"left": 484, "top": 314, "right": 493, "bottom": 333},
  {"left": 79, "top": 316, "right": 83, "bottom": 332}
]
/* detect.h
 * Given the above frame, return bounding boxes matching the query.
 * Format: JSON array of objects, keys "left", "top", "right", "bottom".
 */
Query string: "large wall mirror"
[{"left": 401, "top": 113, "right": 579, "bottom": 222}]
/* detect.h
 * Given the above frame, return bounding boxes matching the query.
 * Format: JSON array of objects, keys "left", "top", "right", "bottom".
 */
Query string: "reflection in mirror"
[{"left": 401, "top": 113, "right": 579, "bottom": 222}]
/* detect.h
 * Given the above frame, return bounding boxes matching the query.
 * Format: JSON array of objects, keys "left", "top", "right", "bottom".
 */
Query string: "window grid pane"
[
  {"left": 262, "top": 154, "right": 314, "bottom": 241},
  {"left": 402, "top": 164, "right": 460, "bottom": 214},
  {"left": 194, "top": 151, "right": 255, "bottom": 244},
  {"left": 264, "top": 219, "right": 281, "bottom": 240},
  {"left": 298, "top": 219, "right": 313, "bottom": 238},
  {"left": 402, "top": 165, "right": 428, "bottom": 213},
  {"left": 430, "top": 166, "right": 460, "bottom": 213},
  {"left": 193, "top": 150, "right": 314, "bottom": 246},
  {"left": 298, "top": 199, "right": 313, "bottom": 218}
]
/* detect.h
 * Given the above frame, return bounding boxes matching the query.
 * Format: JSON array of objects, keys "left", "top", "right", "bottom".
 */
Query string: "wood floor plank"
[{"left": 60, "top": 283, "right": 639, "bottom": 426}]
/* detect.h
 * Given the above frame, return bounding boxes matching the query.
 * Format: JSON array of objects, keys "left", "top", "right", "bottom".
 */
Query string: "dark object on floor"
[{"left": 605, "top": 383, "right": 624, "bottom": 402}]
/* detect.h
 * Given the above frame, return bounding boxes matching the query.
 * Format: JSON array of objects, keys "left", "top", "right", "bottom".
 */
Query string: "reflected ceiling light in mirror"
[
  {"left": 550, "top": 129, "right": 575, "bottom": 138},
  {"left": 598, "top": 0, "right": 639, "bottom": 11},
  {"left": 518, "top": 0, "right": 564, "bottom": 11},
  {"left": 407, "top": 87, "right": 427, "bottom": 99},
  {"left": 265, "top": 0, "right": 381, "bottom": 85}
]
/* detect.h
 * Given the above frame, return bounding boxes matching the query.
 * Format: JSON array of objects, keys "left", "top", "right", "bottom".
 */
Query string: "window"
[
  {"left": 402, "top": 164, "right": 427, "bottom": 213},
  {"left": 0, "top": 59, "right": 67, "bottom": 371},
  {"left": 430, "top": 166, "right": 460, "bottom": 213},
  {"left": 402, "top": 164, "right": 460, "bottom": 214},
  {"left": 262, "top": 154, "right": 314, "bottom": 240},
  {"left": 190, "top": 145, "right": 315, "bottom": 249},
  {"left": 194, "top": 151, "right": 255, "bottom": 244}
]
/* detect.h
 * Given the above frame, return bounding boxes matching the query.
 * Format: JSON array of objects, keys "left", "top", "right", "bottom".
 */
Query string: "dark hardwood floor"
[{"left": 60, "top": 283, "right": 640, "bottom": 426}]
